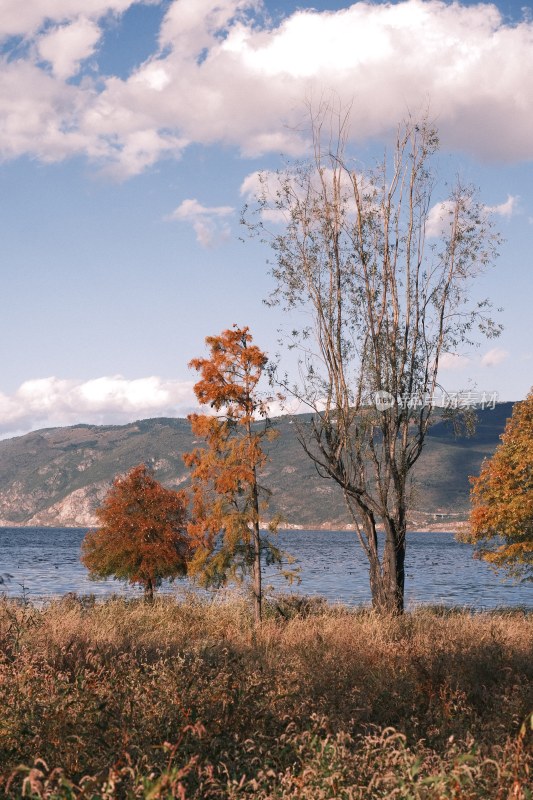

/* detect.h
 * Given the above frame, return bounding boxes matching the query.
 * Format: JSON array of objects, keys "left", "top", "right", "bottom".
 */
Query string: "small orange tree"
[
  {"left": 184, "top": 326, "right": 282, "bottom": 623},
  {"left": 466, "top": 389, "right": 533, "bottom": 581},
  {"left": 81, "top": 463, "right": 190, "bottom": 601}
]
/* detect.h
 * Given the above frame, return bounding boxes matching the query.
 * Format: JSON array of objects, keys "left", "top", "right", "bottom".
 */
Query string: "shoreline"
[
  {"left": 1, "top": 521, "right": 470, "bottom": 534},
  {"left": 274, "top": 520, "right": 470, "bottom": 534}
]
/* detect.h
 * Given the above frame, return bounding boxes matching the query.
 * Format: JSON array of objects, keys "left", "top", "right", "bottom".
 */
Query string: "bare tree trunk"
[
  {"left": 252, "top": 522, "right": 262, "bottom": 625},
  {"left": 144, "top": 577, "right": 154, "bottom": 604},
  {"left": 251, "top": 473, "right": 262, "bottom": 625},
  {"left": 368, "top": 558, "right": 387, "bottom": 613},
  {"left": 362, "top": 513, "right": 406, "bottom": 614},
  {"left": 367, "top": 543, "right": 405, "bottom": 614},
  {"left": 382, "top": 533, "right": 406, "bottom": 615}
]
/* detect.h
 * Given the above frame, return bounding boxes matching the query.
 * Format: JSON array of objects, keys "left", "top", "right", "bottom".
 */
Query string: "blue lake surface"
[{"left": 0, "top": 527, "right": 531, "bottom": 610}]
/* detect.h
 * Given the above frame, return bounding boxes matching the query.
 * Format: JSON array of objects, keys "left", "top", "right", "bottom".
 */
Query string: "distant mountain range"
[{"left": 0, "top": 404, "right": 514, "bottom": 530}]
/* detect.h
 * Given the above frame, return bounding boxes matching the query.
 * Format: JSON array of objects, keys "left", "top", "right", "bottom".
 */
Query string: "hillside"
[{"left": 0, "top": 404, "right": 514, "bottom": 529}]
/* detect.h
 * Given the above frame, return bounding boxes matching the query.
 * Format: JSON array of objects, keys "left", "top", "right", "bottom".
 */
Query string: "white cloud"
[
  {"left": 480, "top": 347, "right": 509, "bottom": 367},
  {"left": 240, "top": 170, "right": 289, "bottom": 224},
  {"left": 159, "top": 0, "right": 259, "bottom": 56},
  {"left": 425, "top": 199, "right": 458, "bottom": 239},
  {"left": 171, "top": 199, "right": 234, "bottom": 220},
  {"left": 0, "top": 60, "right": 90, "bottom": 163},
  {"left": 485, "top": 194, "right": 518, "bottom": 218},
  {"left": 265, "top": 395, "right": 305, "bottom": 418},
  {"left": 4, "top": 1, "right": 533, "bottom": 172},
  {"left": 426, "top": 192, "right": 517, "bottom": 239},
  {"left": 240, "top": 171, "right": 266, "bottom": 200},
  {"left": 0, "top": 376, "right": 197, "bottom": 438},
  {"left": 105, "top": 129, "right": 189, "bottom": 179},
  {"left": 240, "top": 166, "right": 364, "bottom": 225},
  {"left": 37, "top": 18, "right": 102, "bottom": 79},
  {"left": 137, "top": 64, "right": 171, "bottom": 92},
  {"left": 0, "top": 0, "right": 142, "bottom": 38},
  {"left": 169, "top": 198, "right": 234, "bottom": 247},
  {"left": 439, "top": 352, "right": 471, "bottom": 370}
]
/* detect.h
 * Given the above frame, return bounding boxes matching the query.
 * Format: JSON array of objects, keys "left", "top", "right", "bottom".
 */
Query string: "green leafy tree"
[
  {"left": 465, "top": 389, "right": 533, "bottom": 581},
  {"left": 81, "top": 464, "right": 190, "bottom": 601},
  {"left": 184, "top": 326, "right": 283, "bottom": 624}
]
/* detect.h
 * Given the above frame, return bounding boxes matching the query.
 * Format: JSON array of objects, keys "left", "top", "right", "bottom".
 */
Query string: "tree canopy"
[
  {"left": 466, "top": 389, "right": 533, "bottom": 581},
  {"left": 81, "top": 463, "right": 190, "bottom": 601}
]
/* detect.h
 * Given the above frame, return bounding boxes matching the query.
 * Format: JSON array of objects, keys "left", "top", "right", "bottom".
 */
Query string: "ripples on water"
[{"left": 0, "top": 527, "right": 531, "bottom": 610}]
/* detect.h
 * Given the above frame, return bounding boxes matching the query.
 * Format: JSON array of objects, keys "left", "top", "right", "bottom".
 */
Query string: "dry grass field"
[{"left": 0, "top": 593, "right": 531, "bottom": 798}]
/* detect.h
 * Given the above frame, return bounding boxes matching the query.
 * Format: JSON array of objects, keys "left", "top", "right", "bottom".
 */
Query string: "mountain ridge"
[{"left": 0, "top": 404, "right": 515, "bottom": 529}]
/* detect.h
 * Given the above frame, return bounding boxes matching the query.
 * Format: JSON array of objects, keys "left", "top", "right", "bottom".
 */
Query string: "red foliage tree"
[
  {"left": 81, "top": 464, "right": 190, "bottom": 601},
  {"left": 466, "top": 389, "right": 533, "bottom": 581},
  {"left": 184, "top": 326, "right": 282, "bottom": 624}
]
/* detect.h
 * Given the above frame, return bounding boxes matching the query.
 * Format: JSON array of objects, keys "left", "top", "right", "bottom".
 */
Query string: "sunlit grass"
[{"left": 0, "top": 593, "right": 531, "bottom": 798}]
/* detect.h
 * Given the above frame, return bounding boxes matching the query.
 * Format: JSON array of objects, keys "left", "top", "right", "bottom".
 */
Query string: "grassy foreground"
[{"left": 0, "top": 593, "right": 531, "bottom": 799}]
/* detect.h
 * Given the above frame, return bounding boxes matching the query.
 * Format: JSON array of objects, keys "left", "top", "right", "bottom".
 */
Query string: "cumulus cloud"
[
  {"left": 37, "top": 18, "right": 102, "bottom": 80},
  {"left": 169, "top": 198, "right": 234, "bottom": 247},
  {"left": 159, "top": 0, "right": 259, "bottom": 56},
  {"left": 240, "top": 171, "right": 267, "bottom": 201},
  {"left": 240, "top": 170, "right": 291, "bottom": 224},
  {"left": 0, "top": 376, "right": 197, "bottom": 438},
  {"left": 3, "top": 0, "right": 533, "bottom": 173},
  {"left": 425, "top": 200, "right": 458, "bottom": 239},
  {"left": 426, "top": 192, "right": 518, "bottom": 239},
  {"left": 480, "top": 347, "right": 509, "bottom": 367},
  {"left": 240, "top": 166, "right": 365, "bottom": 225},
  {"left": 0, "top": 0, "right": 142, "bottom": 38},
  {"left": 0, "top": 60, "right": 90, "bottom": 163},
  {"left": 485, "top": 194, "right": 518, "bottom": 218},
  {"left": 439, "top": 352, "right": 471, "bottom": 370}
]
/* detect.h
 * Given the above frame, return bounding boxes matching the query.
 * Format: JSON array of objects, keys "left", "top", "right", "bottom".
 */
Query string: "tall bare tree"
[{"left": 245, "top": 107, "right": 501, "bottom": 613}]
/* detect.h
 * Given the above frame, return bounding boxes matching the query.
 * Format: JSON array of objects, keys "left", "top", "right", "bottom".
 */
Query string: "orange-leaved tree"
[
  {"left": 81, "top": 463, "right": 190, "bottom": 602},
  {"left": 184, "top": 326, "right": 282, "bottom": 624},
  {"left": 466, "top": 389, "right": 533, "bottom": 581}
]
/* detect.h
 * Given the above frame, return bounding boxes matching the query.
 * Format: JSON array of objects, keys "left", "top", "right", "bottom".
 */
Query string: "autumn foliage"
[
  {"left": 467, "top": 389, "right": 533, "bottom": 580},
  {"left": 184, "top": 326, "right": 280, "bottom": 623},
  {"left": 81, "top": 464, "right": 190, "bottom": 601}
]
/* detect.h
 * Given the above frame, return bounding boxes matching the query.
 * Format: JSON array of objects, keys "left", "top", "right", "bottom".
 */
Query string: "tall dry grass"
[{"left": 0, "top": 592, "right": 531, "bottom": 798}]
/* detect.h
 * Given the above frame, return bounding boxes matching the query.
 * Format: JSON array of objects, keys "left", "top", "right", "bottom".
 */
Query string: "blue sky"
[{"left": 0, "top": 0, "right": 531, "bottom": 436}]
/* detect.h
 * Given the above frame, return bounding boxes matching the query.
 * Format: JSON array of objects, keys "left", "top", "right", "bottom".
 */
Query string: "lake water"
[{"left": 0, "top": 527, "right": 531, "bottom": 610}]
